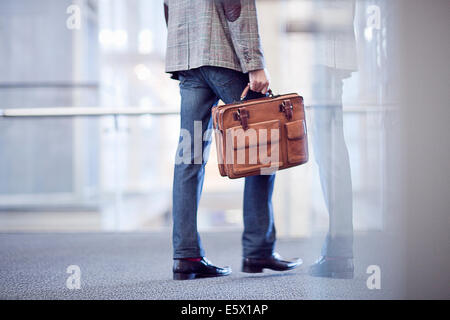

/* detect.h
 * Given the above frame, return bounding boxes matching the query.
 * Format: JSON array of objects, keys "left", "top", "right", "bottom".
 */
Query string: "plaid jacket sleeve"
[{"left": 218, "top": 0, "right": 266, "bottom": 73}]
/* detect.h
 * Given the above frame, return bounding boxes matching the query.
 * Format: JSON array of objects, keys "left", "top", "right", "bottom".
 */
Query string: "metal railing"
[
  {"left": 0, "top": 104, "right": 395, "bottom": 118},
  {"left": 0, "top": 107, "right": 179, "bottom": 117}
]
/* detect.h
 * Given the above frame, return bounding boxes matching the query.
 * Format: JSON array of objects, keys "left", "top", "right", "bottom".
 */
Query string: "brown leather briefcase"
[{"left": 212, "top": 84, "right": 308, "bottom": 179}]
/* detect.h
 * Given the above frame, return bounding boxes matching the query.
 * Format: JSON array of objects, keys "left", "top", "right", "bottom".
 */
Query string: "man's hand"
[{"left": 249, "top": 69, "right": 270, "bottom": 94}]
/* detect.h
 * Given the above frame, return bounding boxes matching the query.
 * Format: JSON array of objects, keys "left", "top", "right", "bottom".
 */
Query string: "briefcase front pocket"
[
  {"left": 285, "top": 119, "right": 308, "bottom": 164},
  {"left": 225, "top": 120, "right": 283, "bottom": 176}
]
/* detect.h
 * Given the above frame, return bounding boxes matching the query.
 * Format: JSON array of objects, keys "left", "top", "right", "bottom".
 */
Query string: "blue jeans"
[
  {"left": 313, "top": 66, "right": 353, "bottom": 258},
  {"left": 172, "top": 66, "right": 276, "bottom": 259}
]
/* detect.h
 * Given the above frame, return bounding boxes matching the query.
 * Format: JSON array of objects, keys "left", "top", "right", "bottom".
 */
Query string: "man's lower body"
[
  {"left": 172, "top": 66, "right": 301, "bottom": 280},
  {"left": 309, "top": 66, "right": 354, "bottom": 279}
]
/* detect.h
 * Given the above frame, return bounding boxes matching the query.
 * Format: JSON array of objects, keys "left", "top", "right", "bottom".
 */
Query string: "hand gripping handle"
[{"left": 240, "top": 84, "right": 273, "bottom": 101}]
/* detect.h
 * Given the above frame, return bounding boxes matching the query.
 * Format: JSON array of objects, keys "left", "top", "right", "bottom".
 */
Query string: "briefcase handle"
[{"left": 240, "top": 84, "right": 274, "bottom": 101}]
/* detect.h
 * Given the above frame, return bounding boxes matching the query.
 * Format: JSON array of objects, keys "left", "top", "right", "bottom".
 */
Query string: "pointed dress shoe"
[
  {"left": 242, "top": 253, "right": 302, "bottom": 273},
  {"left": 308, "top": 256, "right": 354, "bottom": 279},
  {"left": 173, "top": 257, "right": 232, "bottom": 280}
]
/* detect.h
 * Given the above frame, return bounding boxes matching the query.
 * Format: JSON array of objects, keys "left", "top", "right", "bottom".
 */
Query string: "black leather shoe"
[
  {"left": 308, "top": 256, "right": 354, "bottom": 279},
  {"left": 242, "top": 253, "right": 302, "bottom": 273},
  {"left": 173, "top": 257, "right": 232, "bottom": 280}
]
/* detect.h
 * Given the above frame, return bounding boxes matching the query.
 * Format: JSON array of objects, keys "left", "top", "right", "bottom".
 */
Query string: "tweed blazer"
[{"left": 164, "top": 0, "right": 265, "bottom": 75}]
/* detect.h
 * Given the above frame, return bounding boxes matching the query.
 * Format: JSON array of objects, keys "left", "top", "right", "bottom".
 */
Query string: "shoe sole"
[
  {"left": 241, "top": 263, "right": 301, "bottom": 274},
  {"left": 173, "top": 272, "right": 231, "bottom": 281},
  {"left": 241, "top": 265, "right": 264, "bottom": 273}
]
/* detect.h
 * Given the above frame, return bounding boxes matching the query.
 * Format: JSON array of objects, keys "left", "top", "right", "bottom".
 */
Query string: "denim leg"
[
  {"left": 172, "top": 69, "right": 219, "bottom": 259},
  {"left": 201, "top": 66, "right": 277, "bottom": 258},
  {"left": 242, "top": 174, "right": 276, "bottom": 258},
  {"left": 313, "top": 67, "right": 353, "bottom": 258}
]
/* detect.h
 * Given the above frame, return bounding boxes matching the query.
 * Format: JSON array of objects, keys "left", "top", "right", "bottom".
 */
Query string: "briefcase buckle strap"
[
  {"left": 233, "top": 108, "right": 250, "bottom": 130},
  {"left": 280, "top": 100, "right": 293, "bottom": 120}
]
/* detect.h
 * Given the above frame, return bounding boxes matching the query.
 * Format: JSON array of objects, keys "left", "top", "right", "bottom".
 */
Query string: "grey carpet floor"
[{"left": 0, "top": 231, "right": 404, "bottom": 300}]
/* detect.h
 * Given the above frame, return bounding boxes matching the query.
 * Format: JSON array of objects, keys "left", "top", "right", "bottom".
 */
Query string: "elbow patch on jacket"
[{"left": 220, "top": 0, "right": 241, "bottom": 22}]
